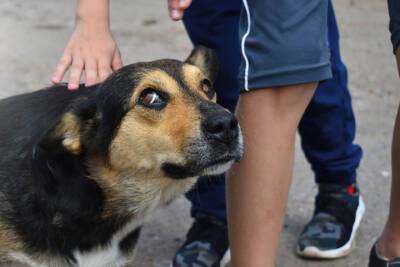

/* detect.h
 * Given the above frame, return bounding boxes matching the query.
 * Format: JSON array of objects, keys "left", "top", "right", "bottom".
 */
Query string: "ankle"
[{"left": 377, "top": 227, "right": 400, "bottom": 259}]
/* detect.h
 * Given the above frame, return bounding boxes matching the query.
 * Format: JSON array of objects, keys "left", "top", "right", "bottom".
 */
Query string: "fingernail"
[
  {"left": 52, "top": 76, "right": 59, "bottom": 83},
  {"left": 68, "top": 84, "right": 78, "bottom": 90},
  {"left": 171, "top": 9, "right": 180, "bottom": 19}
]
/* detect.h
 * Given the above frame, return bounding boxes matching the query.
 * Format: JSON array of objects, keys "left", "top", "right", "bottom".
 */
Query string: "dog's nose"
[{"left": 202, "top": 111, "right": 238, "bottom": 142}]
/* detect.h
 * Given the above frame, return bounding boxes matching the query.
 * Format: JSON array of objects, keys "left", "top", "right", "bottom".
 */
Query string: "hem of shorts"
[
  {"left": 190, "top": 210, "right": 228, "bottom": 225},
  {"left": 238, "top": 63, "right": 332, "bottom": 93},
  {"left": 315, "top": 171, "right": 357, "bottom": 186}
]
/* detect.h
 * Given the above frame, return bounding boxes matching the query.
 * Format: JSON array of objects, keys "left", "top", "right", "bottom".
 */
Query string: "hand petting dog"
[
  {"left": 52, "top": 0, "right": 122, "bottom": 90},
  {"left": 52, "top": 0, "right": 192, "bottom": 90}
]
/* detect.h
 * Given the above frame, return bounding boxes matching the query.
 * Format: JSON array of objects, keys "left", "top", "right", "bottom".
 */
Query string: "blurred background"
[{"left": 0, "top": 0, "right": 397, "bottom": 266}]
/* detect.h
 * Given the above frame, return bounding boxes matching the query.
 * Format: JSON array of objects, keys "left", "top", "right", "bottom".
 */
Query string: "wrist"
[{"left": 75, "top": 0, "right": 110, "bottom": 29}]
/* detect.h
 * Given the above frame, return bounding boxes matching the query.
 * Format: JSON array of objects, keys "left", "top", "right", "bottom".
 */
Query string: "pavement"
[{"left": 0, "top": 0, "right": 398, "bottom": 266}]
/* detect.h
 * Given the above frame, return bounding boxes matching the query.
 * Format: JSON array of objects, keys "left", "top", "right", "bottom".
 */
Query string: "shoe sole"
[
  {"left": 296, "top": 195, "right": 366, "bottom": 259},
  {"left": 170, "top": 249, "right": 231, "bottom": 267},
  {"left": 220, "top": 249, "right": 231, "bottom": 267}
]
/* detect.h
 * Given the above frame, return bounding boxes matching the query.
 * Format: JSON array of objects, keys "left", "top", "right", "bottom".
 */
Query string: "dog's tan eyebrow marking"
[
  {"left": 129, "top": 70, "right": 182, "bottom": 106},
  {"left": 181, "top": 64, "right": 209, "bottom": 100}
]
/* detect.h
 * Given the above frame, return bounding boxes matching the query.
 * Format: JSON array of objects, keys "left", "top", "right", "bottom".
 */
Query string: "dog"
[{"left": 0, "top": 46, "right": 243, "bottom": 267}]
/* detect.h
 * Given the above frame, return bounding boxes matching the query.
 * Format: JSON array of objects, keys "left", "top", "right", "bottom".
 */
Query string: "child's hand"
[
  {"left": 168, "top": 0, "right": 192, "bottom": 21},
  {"left": 52, "top": 21, "right": 122, "bottom": 90}
]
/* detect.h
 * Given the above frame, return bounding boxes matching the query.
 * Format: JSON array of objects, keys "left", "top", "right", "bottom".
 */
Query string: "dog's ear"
[
  {"left": 185, "top": 46, "right": 219, "bottom": 82},
  {"left": 39, "top": 99, "right": 98, "bottom": 156},
  {"left": 32, "top": 99, "right": 105, "bottom": 222},
  {"left": 49, "top": 112, "right": 84, "bottom": 155}
]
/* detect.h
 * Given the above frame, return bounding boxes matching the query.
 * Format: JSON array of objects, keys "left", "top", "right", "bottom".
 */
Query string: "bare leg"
[
  {"left": 376, "top": 49, "right": 400, "bottom": 259},
  {"left": 377, "top": 104, "right": 400, "bottom": 259},
  {"left": 227, "top": 83, "right": 317, "bottom": 267}
]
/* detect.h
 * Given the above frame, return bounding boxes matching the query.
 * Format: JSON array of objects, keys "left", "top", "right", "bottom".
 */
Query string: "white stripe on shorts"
[{"left": 241, "top": 0, "right": 251, "bottom": 91}]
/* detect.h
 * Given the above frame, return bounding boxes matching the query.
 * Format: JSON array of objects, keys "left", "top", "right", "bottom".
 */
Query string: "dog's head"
[{"left": 37, "top": 47, "right": 243, "bottom": 214}]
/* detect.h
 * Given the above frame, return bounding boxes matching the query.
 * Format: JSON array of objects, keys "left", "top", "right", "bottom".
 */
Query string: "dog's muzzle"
[
  {"left": 201, "top": 108, "right": 239, "bottom": 149},
  {"left": 162, "top": 102, "right": 243, "bottom": 179},
  {"left": 199, "top": 108, "right": 243, "bottom": 176}
]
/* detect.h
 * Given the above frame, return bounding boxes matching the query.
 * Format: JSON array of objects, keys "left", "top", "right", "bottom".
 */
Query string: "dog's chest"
[
  {"left": 73, "top": 184, "right": 185, "bottom": 267},
  {"left": 73, "top": 220, "right": 141, "bottom": 267},
  {"left": 10, "top": 220, "right": 141, "bottom": 267},
  {"left": 9, "top": 179, "right": 196, "bottom": 267}
]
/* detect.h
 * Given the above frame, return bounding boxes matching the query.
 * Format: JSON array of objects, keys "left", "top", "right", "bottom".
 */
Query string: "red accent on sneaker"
[{"left": 347, "top": 185, "right": 356, "bottom": 195}]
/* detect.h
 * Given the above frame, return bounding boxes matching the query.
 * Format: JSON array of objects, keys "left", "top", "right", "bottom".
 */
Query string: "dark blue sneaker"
[
  {"left": 296, "top": 184, "right": 365, "bottom": 259},
  {"left": 172, "top": 215, "right": 230, "bottom": 267}
]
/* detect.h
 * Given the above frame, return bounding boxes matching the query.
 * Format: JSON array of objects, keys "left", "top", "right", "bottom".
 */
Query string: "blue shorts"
[{"left": 239, "top": 0, "right": 332, "bottom": 91}]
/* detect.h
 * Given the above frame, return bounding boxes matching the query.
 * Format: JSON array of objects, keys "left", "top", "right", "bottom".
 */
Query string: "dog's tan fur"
[{"left": 90, "top": 69, "right": 205, "bottom": 218}]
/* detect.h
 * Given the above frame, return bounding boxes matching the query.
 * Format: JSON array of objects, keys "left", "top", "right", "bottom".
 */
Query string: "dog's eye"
[
  {"left": 201, "top": 79, "right": 215, "bottom": 99},
  {"left": 138, "top": 89, "right": 167, "bottom": 109}
]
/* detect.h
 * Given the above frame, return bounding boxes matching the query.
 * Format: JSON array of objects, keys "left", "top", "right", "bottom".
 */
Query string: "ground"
[{"left": 0, "top": 0, "right": 397, "bottom": 266}]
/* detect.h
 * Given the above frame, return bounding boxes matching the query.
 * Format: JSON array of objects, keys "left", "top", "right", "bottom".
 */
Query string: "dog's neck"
[{"left": 87, "top": 157, "right": 197, "bottom": 219}]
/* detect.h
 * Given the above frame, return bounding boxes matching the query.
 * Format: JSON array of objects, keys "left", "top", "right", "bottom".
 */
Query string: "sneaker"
[
  {"left": 296, "top": 183, "right": 365, "bottom": 259},
  {"left": 172, "top": 214, "right": 230, "bottom": 267},
  {"left": 368, "top": 242, "right": 400, "bottom": 267}
]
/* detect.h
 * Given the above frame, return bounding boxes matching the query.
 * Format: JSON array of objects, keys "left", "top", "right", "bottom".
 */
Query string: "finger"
[
  {"left": 179, "top": 0, "right": 192, "bottom": 9},
  {"left": 111, "top": 49, "right": 123, "bottom": 71},
  {"left": 52, "top": 53, "right": 72, "bottom": 84},
  {"left": 84, "top": 59, "right": 99, "bottom": 87},
  {"left": 168, "top": 0, "right": 179, "bottom": 11},
  {"left": 168, "top": 0, "right": 182, "bottom": 20},
  {"left": 68, "top": 58, "right": 84, "bottom": 90},
  {"left": 98, "top": 60, "right": 112, "bottom": 82}
]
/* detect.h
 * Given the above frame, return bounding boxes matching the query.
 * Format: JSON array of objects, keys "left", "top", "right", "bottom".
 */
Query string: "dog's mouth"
[
  {"left": 162, "top": 148, "right": 243, "bottom": 179},
  {"left": 162, "top": 124, "right": 244, "bottom": 179},
  {"left": 199, "top": 153, "right": 241, "bottom": 176},
  {"left": 161, "top": 156, "right": 234, "bottom": 179},
  {"left": 205, "top": 154, "right": 240, "bottom": 168}
]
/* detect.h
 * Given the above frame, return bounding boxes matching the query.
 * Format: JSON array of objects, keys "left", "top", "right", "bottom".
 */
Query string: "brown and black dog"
[{"left": 0, "top": 46, "right": 243, "bottom": 267}]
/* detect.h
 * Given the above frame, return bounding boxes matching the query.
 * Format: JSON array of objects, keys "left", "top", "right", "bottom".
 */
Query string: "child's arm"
[{"left": 52, "top": 0, "right": 122, "bottom": 90}]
